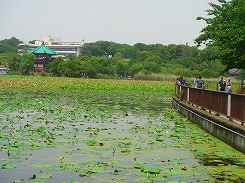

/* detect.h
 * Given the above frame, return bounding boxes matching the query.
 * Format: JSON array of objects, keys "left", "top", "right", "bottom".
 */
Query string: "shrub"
[
  {"left": 40, "top": 71, "right": 49, "bottom": 76},
  {"left": 94, "top": 73, "right": 114, "bottom": 79},
  {"left": 7, "top": 71, "right": 19, "bottom": 75}
]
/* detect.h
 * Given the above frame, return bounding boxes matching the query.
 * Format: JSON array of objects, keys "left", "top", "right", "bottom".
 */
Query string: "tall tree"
[
  {"left": 47, "top": 57, "right": 64, "bottom": 76},
  {"left": 115, "top": 59, "right": 129, "bottom": 78},
  {"left": 19, "top": 53, "right": 35, "bottom": 74},
  {"left": 0, "top": 37, "right": 21, "bottom": 54},
  {"left": 195, "top": 0, "right": 245, "bottom": 93}
]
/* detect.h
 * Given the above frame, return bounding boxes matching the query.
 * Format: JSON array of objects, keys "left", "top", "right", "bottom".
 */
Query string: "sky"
[{"left": 0, "top": 0, "right": 216, "bottom": 46}]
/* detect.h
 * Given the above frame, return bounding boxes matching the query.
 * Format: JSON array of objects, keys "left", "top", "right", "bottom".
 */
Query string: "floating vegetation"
[
  {"left": 143, "top": 167, "right": 161, "bottom": 176},
  {"left": 1, "top": 162, "right": 16, "bottom": 169},
  {"left": 0, "top": 76, "right": 245, "bottom": 182},
  {"left": 86, "top": 139, "right": 97, "bottom": 146}
]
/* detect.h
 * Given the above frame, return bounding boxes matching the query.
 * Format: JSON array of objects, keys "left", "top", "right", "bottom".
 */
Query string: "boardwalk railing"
[{"left": 175, "top": 85, "right": 245, "bottom": 125}]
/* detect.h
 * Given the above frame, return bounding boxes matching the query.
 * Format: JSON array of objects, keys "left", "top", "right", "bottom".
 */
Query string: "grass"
[{"left": 131, "top": 73, "right": 242, "bottom": 92}]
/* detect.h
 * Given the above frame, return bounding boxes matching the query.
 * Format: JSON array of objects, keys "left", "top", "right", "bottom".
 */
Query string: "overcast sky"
[{"left": 0, "top": 0, "right": 215, "bottom": 46}]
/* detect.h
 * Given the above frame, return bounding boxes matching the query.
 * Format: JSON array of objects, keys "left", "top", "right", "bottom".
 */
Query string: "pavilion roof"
[{"left": 28, "top": 43, "right": 57, "bottom": 55}]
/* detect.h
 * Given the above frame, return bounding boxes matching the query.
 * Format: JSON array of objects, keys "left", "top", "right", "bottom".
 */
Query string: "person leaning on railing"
[{"left": 226, "top": 78, "right": 232, "bottom": 92}]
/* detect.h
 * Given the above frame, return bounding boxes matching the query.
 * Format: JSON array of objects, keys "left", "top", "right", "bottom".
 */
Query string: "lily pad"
[
  {"left": 37, "top": 126, "right": 46, "bottom": 133},
  {"left": 38, "top": 172, "right": 54, "bottom": 179},
  {"left": 144, "top": 167, "right": 161, "bottom": 174},
  {"left": 86, "top": 139, "right": 97, "bottom": 146},
  {"left": 1, "top": 163, "right": 16, "bottom": 169}
]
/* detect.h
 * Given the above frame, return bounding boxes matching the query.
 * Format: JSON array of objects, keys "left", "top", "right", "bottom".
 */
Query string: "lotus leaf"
[
  {"left": 170, "top": 133, "right": 180, "bottom": 138},
  {"left": 144, "top": 168, "right": 161, "bottom": 174},
  {"left": 134, "top": 166, "right": 145, "bottom": 170},
  {"left": 1, "top": 163, "right": 16, "bottom": 169},
  {"left": 1, "top": 77, "right": 245, "bottom": 182},
  {"left": 86, "top": 139, "right": 97, "bottom": 146},
  {"left": 37, "top": 126, "right": 46, "bottom": 133},
  {"left": 87, "top": 167, "right": 106, "bottom": 174},
  {"left": 29, "top": 180, "right": 46, "bottom": 183},
  {"left": 120, "top": 148, "right": 130, "bottom": 153},
  {"left": 38, "top": 172, "right": 53, "bottom": 179},
  {"left": 70, "top": 180, "right": 83, "bottom": 183}
]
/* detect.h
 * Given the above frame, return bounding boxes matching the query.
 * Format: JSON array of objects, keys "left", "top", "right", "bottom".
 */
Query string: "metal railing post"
[{"left": 227, "top": 93, "right": 231, "bottom": 117}]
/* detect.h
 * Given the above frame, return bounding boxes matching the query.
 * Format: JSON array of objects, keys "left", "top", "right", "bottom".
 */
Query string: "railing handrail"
[{"left": 175, "top": 84, "right": 245, "bottom": 125}]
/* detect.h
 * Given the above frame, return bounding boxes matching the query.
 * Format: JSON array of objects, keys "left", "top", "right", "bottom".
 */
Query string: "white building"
[{"left": 19, "top": 35, "right": 83, "bottom": 57}]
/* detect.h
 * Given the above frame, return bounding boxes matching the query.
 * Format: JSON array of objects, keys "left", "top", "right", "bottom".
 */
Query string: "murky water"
[{"left": 0, "top": 89, "right": 244, "bottom": 183}]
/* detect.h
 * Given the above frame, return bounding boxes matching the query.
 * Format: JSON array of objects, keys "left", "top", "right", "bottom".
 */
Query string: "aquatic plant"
[{"left": 0, "top": 76, "right": 245, "bottom": 182}]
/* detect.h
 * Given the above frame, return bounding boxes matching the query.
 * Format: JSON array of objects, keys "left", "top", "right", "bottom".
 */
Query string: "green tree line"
[{"left": 0, "top": 38, "right": 226, "bottom": 78}]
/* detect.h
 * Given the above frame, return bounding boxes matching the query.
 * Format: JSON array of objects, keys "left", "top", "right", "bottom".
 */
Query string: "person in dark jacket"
[
  {"left": 218, "top": 77, "right": 226, "bottom": 91},
  {"left": 197, "top": 76, "right": 204, "bottom": 88},
  {"left": 179, "top": 77, "right": 186, "bottom": 86}
]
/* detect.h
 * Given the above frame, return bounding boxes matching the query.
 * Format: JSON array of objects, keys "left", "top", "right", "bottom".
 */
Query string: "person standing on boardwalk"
[
  {"left": 179, "top": 77, "right": 186, "bottom": 86},
  {"left": 197, "top": 76, "right": 204, "bottom": 88},
  {"left": 193, "top": 77, "right": 198, "bottom": 88},
  {"left": 218, "top": 77, "right": 226, "bottom": 91},
  {"left": 176, "top": 77, "right": 180, "bottom": 85},
  {"left": 226, "top": 78, "right": 232, "bottom": 92}
]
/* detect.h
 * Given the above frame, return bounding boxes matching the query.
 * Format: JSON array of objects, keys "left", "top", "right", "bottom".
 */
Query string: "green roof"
[{"left": 28, "top": 43, "right": 57, "bottom": 55}]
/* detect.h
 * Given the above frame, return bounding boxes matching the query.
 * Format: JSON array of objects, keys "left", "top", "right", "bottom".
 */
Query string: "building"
[
  {"left": 19, "top": 35, "right": 83, "bottom": 57},
  {"left": 28, "top": 43, "right": 57, "bottom": 72},
  {"left": 229, "top": 68, "right": 239, "bottom": 77},
  {"left": 0, "top": 65, "right": 8, "bottom": 74}
]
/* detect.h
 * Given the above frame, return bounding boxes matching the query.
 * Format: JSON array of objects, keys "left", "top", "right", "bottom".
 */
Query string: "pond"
[{"left": 0, "top": 81, "right": 245, "bottom": 183}]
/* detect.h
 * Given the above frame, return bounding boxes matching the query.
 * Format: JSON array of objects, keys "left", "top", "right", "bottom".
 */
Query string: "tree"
[
  {"left": 136, "top": 50, "right": 152, "bottom": 62},
  {"left": 0, "top": 53, "right": 20, "bottom": 71},
  {"left": 81, "top": 60, "right": 97, "bottom": 77},
  {"left": 133, "top": 43, "right": 148, "bottom": 51},
  {"left": 195, "top": 0, "right": 245, "bottom": 92},
  {"left": 128, "top": 62, "right": 144, "bottom": 76},
  {"left": 58, "top": 59, "right": 83, "bottom": 77},
  {"left": 47, "top": 57, "right": 64, "bottom": 76},
  {"left": 201, "top": 68, "right": 219, "bottom": 78},
  {"left": 198, "top": 45, "right": 220, "bottom": 60},
  {"left": 143, "top": 61, "right": 161, "bottom": 73},
  {"left": 199, "top": 62, "right": 210, "bottom": 72},
  {"left": 117, "top": 45, "right": 137, "bottom": 59},
  {"left": 115, "top": 59, "right": 129, "bottom": 78},
  {"left": 144, "top": 55, "right": 162, "bottom": 64},
  {"left": 172, "top": 57, "right": 199, "bottom": 69},
  {"left": 90, "top": 56, "right": 115, "bottom": 76},
  {"left": 0, "top": 37, "right": 21, "bottom": 54},
  {"left": 19, "top": 53, "right": 35, "bottom": 74}
]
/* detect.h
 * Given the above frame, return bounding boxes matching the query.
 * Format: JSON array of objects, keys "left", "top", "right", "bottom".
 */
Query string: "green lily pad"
[
  {"left": 29, "top": 180, "right": 46, "bottom": 183},
  {"left": 86, "top": 139, "right": 97, "bottom": 146},
  {"left": 120, "top": 148, "right": 130, "bottom": 153},
  {"left": 38, "top": 172, "right": 53, "bottom": 179},
  {"left": 144, "top": 167, "right": 161, "bottom": 174},
  {"left": 87, "top": 167, "right": 106, "bottom": 174},
  {"left": 170, "top": 133, "right": 180, "bottom": 138},
  {"left": 1, "top": 163, "right": 16, "bottom": 169},
  {"left": 134, "top": 159, "right": 147, "bottom": 165},
  {"left": 37, "top": 126, "right": 46, "bottom": 133}
]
